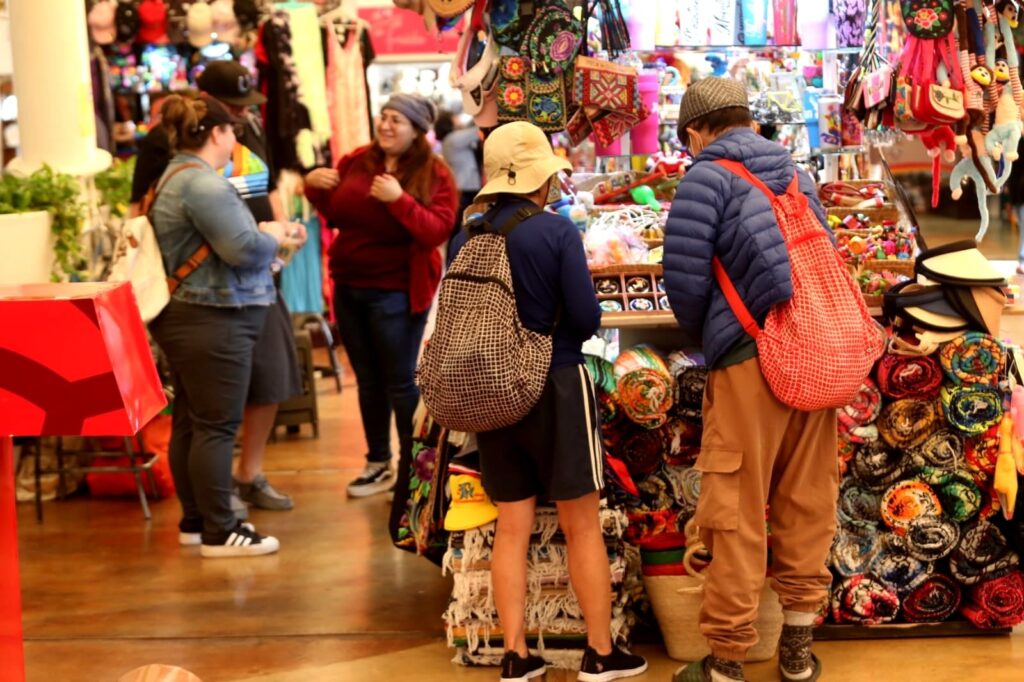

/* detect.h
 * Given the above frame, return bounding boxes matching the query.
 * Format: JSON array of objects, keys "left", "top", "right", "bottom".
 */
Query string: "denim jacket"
[{"left": 151, "top": 154, "right": 278, "bottom": 308}]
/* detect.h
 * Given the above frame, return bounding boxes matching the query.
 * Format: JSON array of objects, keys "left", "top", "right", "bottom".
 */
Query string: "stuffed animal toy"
[
  {"left": 949, "top": 138, "right": 1012, "bottom": 240},
  {"left": 984, "top": 12, "right": 1022, "bottom": 162}
]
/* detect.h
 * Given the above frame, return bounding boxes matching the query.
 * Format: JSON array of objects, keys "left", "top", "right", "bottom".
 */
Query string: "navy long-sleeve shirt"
[{"left": 450, "top": 198, "right": 601, "bottom": 371}]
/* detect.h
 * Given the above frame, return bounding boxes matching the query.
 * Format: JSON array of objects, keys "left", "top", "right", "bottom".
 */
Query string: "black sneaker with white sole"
[
  {"left": 200, "top": 522, "right": 280, "bottom": 558},
  {"left": 179, "top": 520, "right": 255, "bottom": 547},
  {"left": 578, "top": 646, "right": 648, "bottom": 682},
  {"left": 347, "top": 462, "right": 395, "bottom": 498},
  {"left": 500, "top": 651, "right": 546, "bottom": 681}
]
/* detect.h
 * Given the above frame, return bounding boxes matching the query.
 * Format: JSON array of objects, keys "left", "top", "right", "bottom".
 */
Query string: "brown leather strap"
[
  {"left": 167, "top": 243, "right": 213, "bottom": 295},
  {"left": 147, "top": 162, "right": 215, "bottom": 295}
]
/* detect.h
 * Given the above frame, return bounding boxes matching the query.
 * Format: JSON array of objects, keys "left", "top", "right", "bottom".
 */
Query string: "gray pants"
[{"left": 150, "top": 299, "right": 269, "bottom": 541}]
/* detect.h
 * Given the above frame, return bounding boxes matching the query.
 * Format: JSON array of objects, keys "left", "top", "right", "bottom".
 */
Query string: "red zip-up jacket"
[{"left": 305, "top": 145, "right": 458, "bottom": 315}]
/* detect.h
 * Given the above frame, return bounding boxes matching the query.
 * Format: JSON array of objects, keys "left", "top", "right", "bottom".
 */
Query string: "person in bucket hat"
[
  {"left": 448, "top": 122, "right": 648, "bottom": 682},
  {"left": 665, "top": 78, "right": 835, "bottom": 682}
]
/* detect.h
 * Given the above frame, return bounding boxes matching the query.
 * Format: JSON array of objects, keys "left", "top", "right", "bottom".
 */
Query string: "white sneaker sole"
[
  {"left": 201, "top": 535, "right": 280, "bottom": 558},
  {"left": 346, "top": 476, "right": 395, "bottom": 498},
  {"left": 180, "top": 523, "right": 254, "bottom": 547},
  {"left": 578, "top": 661, "right": 648, "bottom": 682},
  {"left": 501, "top": 666, "right": 546, "bottom": 681}
]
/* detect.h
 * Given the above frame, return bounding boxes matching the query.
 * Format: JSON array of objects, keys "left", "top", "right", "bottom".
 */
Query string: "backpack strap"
[
  {"left": 143, "top": 162, "right": 217, "bottom": 295},
  {"left": 467, "top": 204, "right": 544, "bottom": 237}
]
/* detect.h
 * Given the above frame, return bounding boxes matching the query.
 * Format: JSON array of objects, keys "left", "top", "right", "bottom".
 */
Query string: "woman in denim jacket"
[{"left": 149, "top": 94, "right": 298, "bottom": 558}]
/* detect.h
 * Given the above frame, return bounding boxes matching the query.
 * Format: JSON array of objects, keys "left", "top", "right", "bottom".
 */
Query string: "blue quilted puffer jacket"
[{"left": 663, "top": 127, "right": 828, "bottom": 368}]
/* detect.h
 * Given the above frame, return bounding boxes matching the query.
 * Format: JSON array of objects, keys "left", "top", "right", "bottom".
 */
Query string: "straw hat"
[
  {"left": 475, "top": 122, "right": 571, "bottom": 202},
  {"left": 916, "top": 240, "right": 1007, "bottom": 287}
]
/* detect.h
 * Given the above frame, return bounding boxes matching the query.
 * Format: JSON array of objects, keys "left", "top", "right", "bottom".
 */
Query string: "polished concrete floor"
[{"left": 14, "top": 215, "right": 1024, "bottom": 681}]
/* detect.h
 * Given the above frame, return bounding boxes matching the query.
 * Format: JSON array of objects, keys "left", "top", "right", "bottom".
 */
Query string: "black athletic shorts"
[
  {"left": 247, "top": 292, "right": 303, "bottom": 405},
  {"left": 478, "top": 363, "right": 606, "bottom": 503}
]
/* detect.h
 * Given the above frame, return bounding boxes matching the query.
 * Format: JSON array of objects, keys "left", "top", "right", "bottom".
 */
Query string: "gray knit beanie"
[
  {"left": 676, "top": 77, "right": 750, "bottom": 134},
  {"left": 381, "top": 93, "right": 438, "bottom": 133}
]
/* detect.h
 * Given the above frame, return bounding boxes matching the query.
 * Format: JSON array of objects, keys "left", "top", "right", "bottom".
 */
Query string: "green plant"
[
  {"left": 94, "top": 156, "right": 136, "bottom": 220},
  {"left": 0, "top": 165, "right": 86, "bottom": 280}
]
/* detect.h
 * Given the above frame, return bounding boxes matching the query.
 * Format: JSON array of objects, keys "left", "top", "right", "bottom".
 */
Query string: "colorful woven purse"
[
  {"left": 568, "top": 55, "right": 648, "bottom": 146},
  {"left": 496, "top": 55, "right": 530, "bottom": 123}
]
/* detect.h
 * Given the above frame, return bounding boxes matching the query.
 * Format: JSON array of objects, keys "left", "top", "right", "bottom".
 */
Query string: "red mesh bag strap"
[{"left": 712, "top": 256, "right": 761, "bottom": 338}]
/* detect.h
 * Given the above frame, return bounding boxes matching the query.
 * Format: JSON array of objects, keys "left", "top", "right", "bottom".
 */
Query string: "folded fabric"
[
  {"left": 830, "top": 525, "right": 882, "bottom": 577},
  {"left": 619, "top": 425, "right": 668, "bottom": 480},
  {"left": 584, "top": 354, "right": 618, "bottom": 395},
  {"left": 902, "top": 574, "right": 962, "bottom": 623},
  {"left": 614, "top": 346, "right": 674, "bottom": 429},
  {"left": 638, "top": 466, "right": 674, "bottom": 509},
  {"left": 941, "top": 385, "right": 1004, "bottom": 436},
  {"left": 664, "top": 464, "right": 701, "bottom": 515},
  {"left": 949, "top": 521, "right": 1021, "bottom": 586},
  {"left": 851, "top": 441, "right": 913, "bottom": 491},
  {"left": 909, "top": 428, "right": 964, "bottom": 471},
  {"left": 938, "top": 332, "right": 1005, "bottom": 387},
  {"left": 869, "top": 542, "right": 933, "bottom": 597},
  {"left": 877, "top": 398, "right": 944, "bottom": 450},
  {"left": 837, "top": 482, "right": 883, "bottom": 530},
  {"left": 838, "top": 436, "right": 859, "bottom": 477},
  {"left": 838, "top": 379, "right": 883, "bottom": 444},
  {"left": 965, "top": 424, "right": 1001, "bottom": 479},
  {"left": 876, "top": 353, "right": 943, "bottom": 400},
  {"left": 915, "top": 467, "right": 983, "bottom": 523},
  {"left": 830, "top": 574, "right": 901, "bottom": 624},
  {"left": 675, "top": 367, "right": 709, "bottom": 412},
  {"left": 881, "top": 480, "right": 943, "bottom": 534},
  {"left": 960, "top": 570, "right": 1024, "bottom": 629},
  {"left": 625, "top": 508, "right": 685, "bottom": 547},
  {"left": 661, "top": 418, "right": 702, "bottom": 467},
  {"left": 903, "top": 513, "right": 961, "bottom": 561}
]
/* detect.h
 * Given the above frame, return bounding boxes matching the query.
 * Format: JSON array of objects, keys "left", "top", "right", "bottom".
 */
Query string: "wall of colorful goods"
[{"left": 388, "top": 0, "right": 1024, "bottom": 669}]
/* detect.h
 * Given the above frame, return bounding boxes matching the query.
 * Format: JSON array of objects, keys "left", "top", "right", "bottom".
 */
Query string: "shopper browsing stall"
[
  {"left": 131, "top": 60, "right": 303, "bottom": 517},
  {"left": 444, "top": 122, "right": 648, "bottom": 682},
  {"left": 148, "top": 94, "right": 293, "bottom": 558},
  {"left": 664, "top": 78, "right": 838, "bottom": 682},
  {"left": 303, "top": 93, "right": 458, "bottom": 499}
]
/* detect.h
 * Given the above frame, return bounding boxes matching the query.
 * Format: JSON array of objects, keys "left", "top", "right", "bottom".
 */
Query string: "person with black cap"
[
  {"left": 131, "top": 60, "right": 304, "bottom": 518},
  {"left": 304, "top": 93, "right": 459, "bottom": 500},
  {"left": 148, "top": 93, "right": 291, "bottom": 558}
]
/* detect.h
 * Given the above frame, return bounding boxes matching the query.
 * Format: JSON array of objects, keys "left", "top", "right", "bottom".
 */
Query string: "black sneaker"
[
  {"left": 578, "top": 645, "right": 648, "bottom": 681},
  {"left": 347, "top": 462, "right": 395, "bottom": 498},
  {"left": 179, "top": 519, "right": 254, "bottom": 546},
  {"left": 200, "top": 522, "right": 280, "bottom": 558},
  {"left": 500, "top": 651, "right": 546, "bottom": 681}
]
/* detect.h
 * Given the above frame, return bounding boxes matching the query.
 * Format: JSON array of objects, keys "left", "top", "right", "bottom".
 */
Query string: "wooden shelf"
[
  {"left": 600, "top": 312, "right": 678, "bottom": 329},
  {"left": 814, "top": 621, "right": 1011, "bottom": 641}
]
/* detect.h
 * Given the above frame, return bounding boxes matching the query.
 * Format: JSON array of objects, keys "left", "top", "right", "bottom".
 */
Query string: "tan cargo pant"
[{"left": 693, "top": 357, "right": 839, "bottom": 661}]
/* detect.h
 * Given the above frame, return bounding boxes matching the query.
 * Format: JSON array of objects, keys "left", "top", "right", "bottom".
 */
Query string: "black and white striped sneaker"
[
  {"left": 200, "top": 522, "right": 280, "bottom": 558},
  {"left": 179, "top": 521, "right": 254, "bottom": 547}
]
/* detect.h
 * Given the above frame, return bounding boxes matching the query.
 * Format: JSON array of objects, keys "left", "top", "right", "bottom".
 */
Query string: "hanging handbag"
[{"left": 496, "top": 55, "right": 531, "bottom": 123}]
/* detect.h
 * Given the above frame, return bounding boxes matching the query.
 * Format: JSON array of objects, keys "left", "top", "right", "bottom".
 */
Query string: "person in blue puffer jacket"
[{"left": 666, "top": 79, "right": 837, "bottom": 682}]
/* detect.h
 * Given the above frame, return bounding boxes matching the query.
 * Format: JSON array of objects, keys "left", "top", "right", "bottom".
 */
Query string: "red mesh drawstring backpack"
[{"left": 711, "top": 160, "right": 885, "bottom": 411}]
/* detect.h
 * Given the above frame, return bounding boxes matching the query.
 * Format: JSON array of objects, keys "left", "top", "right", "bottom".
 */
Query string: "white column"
[{"left": 6, "top": 0, "right": 110, "bottom": 175}]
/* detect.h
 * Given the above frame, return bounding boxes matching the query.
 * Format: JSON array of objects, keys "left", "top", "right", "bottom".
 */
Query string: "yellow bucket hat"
[
  {"left": 475, "top": 121, "right": 572, "bottom": 203},
  {"left": 443, "top": 473, "right": 498, "bottom": 531}
]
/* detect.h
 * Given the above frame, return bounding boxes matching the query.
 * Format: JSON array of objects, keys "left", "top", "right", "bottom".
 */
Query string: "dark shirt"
[
  {"left": 130, "top": 116, "right": 278, "bottom": 223},
  {"left": 450, "top": 198, "right": 602, "bottom": 371}
]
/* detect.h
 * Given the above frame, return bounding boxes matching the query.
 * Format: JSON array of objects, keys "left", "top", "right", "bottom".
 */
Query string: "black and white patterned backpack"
[{"left": 417, "top": 205, "right": 553, "bottom": 433}]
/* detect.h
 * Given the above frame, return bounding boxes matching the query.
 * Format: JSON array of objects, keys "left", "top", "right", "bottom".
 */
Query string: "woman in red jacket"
[{"left": 305, "top": 93, "right": 458, "bottom": 499}]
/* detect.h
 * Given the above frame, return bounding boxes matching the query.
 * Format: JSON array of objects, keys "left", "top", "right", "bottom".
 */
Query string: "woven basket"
[
  {"left": 826, "top": 205, "right": 902, "bottom": 224},
  {"left": 644, "top": 524, "right": 783, "bottom": 662},
  {"left": 861, "top": 258, "right": 915, "bottom": 278}
]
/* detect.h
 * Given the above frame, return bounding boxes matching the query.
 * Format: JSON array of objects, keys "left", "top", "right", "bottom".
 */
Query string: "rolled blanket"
[
  {"left": 915, "top": 467, "right": 983, "bottom": 523},
  {"left": 965, "top": 424, "right": 1001, "bottom": 479},
  {"left": 910, "top": 429, "right": 964, "bottom": 471},
  {"left": 837, "top": 379, "right": 883, "bottom": 444},
  {"left": 614, "top": 346, "right": 674, "bottom": 429},
  {"left": 949, "top": 521, "right": 1022, "bottom": 586},
  {"left": 664, "top": 464, "right": 701, "bottom": 516},
  {"left": 830, "top": 525, "right": 882, "bottom": 577},
  {"left": 904, "top": 514, "right": 961, "bottom": 562},
  {"left": 960, "top": 570, "right": 1024, "bottom": 629},
  {"left": 941, "top": 385, "right": 1004, "bottom": 437},
  {"left": 584, "top": 354, "right": 617, "bottom": 395},
  {"left": 902, "top": 574, "right": 962, "bottom": 623},
  {"left": 881, "top": 480, "right": 943, "bottom": 534},
  {"left": 836, "top": 482, "right": 883, "bottom": 530},
  {"left": 830, "top": 574, "right": 901, "bottom": 624},
  {"left": 877, "top": 398, "right": 944, "bottom": 450},
  {"left": 668, "top": 350, "right": 708, "bottom": 411},
  {"left": 838, "top": 437, "right": 859, "bottom": 477},
  {"left": 661, "top": 418, "right": 701, "bottom": 467},
  {"left": 869, "top": 541, "right": 933, "bottom": 597},
  {"left": 638, "top": 467, "right": 674, "bottom": 510},
  {"left": 851, "top": 441, "right": 913, "bottom": 492},
  {"left": 938, "top": 333, "right": 1006, "bottom": 387},
  {"left": 876, "top": 353, "right": 944, "bottom": 400},
  {"left": 618, "top": 425, "right": 668, "bottom": 480}
]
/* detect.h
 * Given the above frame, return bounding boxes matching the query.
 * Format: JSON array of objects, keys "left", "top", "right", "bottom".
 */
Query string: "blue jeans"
[{"left": 333, "top": 287, "right": 428, "bottom": 465}]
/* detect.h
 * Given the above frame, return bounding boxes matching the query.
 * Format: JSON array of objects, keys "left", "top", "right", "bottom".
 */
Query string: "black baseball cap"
[
  {"left": 195, "top": 94, "right": 244, "bottom": 131},
  {"left": 197, "top": 60, "right": 266, "bottom": 108}
]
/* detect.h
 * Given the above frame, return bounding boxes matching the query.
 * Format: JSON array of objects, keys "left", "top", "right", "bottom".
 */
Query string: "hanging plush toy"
[{"left": 984, "top": 2, "right": 1023, "bottom": 162}]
